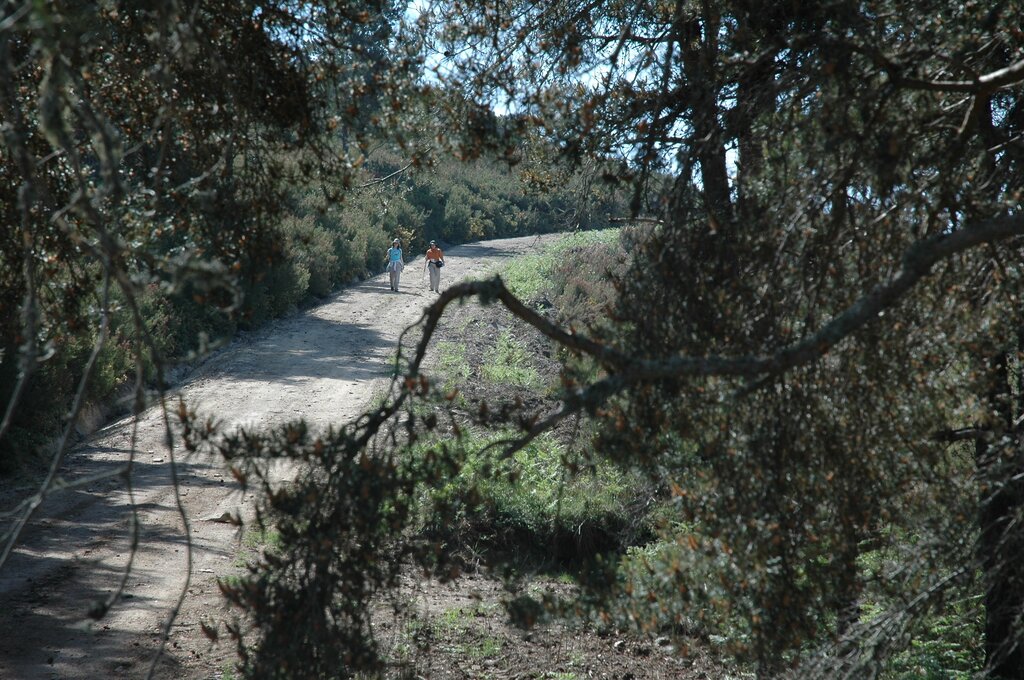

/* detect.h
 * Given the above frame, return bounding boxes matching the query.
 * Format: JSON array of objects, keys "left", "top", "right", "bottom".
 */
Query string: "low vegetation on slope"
[
  {"left": 204, "top": 228, "right": 724, "bottom": 679},
  {"left": 419, "top": 231, "right": 987, "bottom": 679},
  {"left": 0, "top": 149, "right": 623, "bottom": 474}
]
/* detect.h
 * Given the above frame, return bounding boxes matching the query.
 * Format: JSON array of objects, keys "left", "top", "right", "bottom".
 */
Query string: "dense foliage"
[
  {"left": 0, "top": 0, "right": 615, "bottom": 469},
  {"left": 416, "top": 1, "right": 1024, "bottom": 677},
  {"left": 4, "top": 1, "right": 1024, "bottom": 679},
  {"left": 0, "top": 0, "right": 413, "bottom": 465}
]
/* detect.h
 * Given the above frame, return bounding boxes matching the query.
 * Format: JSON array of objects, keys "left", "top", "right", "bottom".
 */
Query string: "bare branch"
[
  {"left": 934, "top": 427, "right": 993, "bottom": 443},
  {"left": 145, "top": 394, "right": 192, "bottom": 680},
  {"left": 404, "top": 213, "right": 1024, "bottom": 408},
  {"left": 0, "top": 271, "right": 112, "bottom": 572},
  {"left": 101, "top": 213, "right": 195, "bottom": 676},
  {"left": 0, "top": 2, "right": 32, "bottom": 33},
  {"left": 875, "top": 51, "right": 1024, "bottom": 94},
  {"left": 361, "top": 161, "right": 413, "bottom": 187},
  {"left": 630, "top": 214, "right": 1024, "bottom": 380},
  {"left": 980, "top": 59, "right": 1024, "bottom": 90},
  {"left": 0, "top": 198, "right": 39, "bottom": 444},
  {"left": 0, "top": 35, "right": 42, "bottom": 443},
  {"left": 609, "top": 216, "right": 664, "bottom": 225},
  {"left": 87, "top": 334, "right": 147, "bottom": 624}
]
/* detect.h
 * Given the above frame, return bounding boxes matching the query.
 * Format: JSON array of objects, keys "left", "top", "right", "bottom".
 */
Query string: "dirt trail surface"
[{"left": 0, "top": 235, "right": 549, "bottom": 680}]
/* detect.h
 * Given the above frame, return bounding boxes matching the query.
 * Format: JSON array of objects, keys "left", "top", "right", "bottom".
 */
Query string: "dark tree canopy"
[
  {"left": 0, "top": 0, "right": 415, "bottom": 448},
  {"left": 414, "top": 0, "right": 1024, "bottom": 676},
  {"left": 0, "top": 0, "right": 417, "bottom": 642},
  {"left": 3, "top": 0, "right": 1024, "bottom": 678}
]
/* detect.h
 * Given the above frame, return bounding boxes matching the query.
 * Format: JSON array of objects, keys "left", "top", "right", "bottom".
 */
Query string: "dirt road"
[{"left": 0, "top": 235, "right": 546, "bottom": 680}]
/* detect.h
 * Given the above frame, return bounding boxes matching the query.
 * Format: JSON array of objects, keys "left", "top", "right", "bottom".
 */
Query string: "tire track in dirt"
[{"left": 0, "top": 235, "right": 549, "bottom": 680}]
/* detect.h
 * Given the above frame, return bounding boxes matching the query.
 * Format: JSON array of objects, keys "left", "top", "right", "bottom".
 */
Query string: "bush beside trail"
[{"left": 0, "top": 154, "right": 625, "bottom": 474}]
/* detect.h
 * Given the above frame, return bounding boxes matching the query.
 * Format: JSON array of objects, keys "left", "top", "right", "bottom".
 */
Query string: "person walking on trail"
[
  {"left": 386, "top": 238, "right": 405, "bottom": 292},
  {"left": 424, "top": 240, "right": 445, "bottom": 292}
]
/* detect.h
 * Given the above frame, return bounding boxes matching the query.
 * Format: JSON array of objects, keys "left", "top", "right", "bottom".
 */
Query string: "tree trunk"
[{"left": 976, "top": 348, "right": 1024, "bottom": 679}]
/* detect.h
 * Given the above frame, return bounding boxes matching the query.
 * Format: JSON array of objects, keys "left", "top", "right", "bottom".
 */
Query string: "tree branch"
[
  {"left": 934, "top": 427, "right": 992, "bottom": 443},
  {"left": 833, "top": 33, "right": 1024, "bottom": 96},
  {"left": 609, "top": 216, "right": 664, "bottom": 225},
  {"left": 361, "top": 161, "right": 413, "bottom": 187},
  {"left": 633, "top": 214, "right": 1024, "bottom": 379},
  {"left": 405, "top": 214, "right": 1024, "bottom": 403},
  {"left": 0, "top": 271, "right": 112, "bottom": 572},
  {"left": 865, "top": 46, "right": 1024, "bottom": 94}
]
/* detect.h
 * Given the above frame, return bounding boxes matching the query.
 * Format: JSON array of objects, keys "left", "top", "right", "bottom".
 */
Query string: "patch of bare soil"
[
  {"left": 373, "top": 573, "right": 724, "bottom": 680},
  {"left": 0, "top": 234, "right": 725, "bottom": 680},
  {"left": 443, "top": 302, "right": 561, "bottom": 433}
]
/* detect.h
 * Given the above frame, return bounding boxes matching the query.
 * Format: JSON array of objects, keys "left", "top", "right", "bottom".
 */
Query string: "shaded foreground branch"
[
  {"left": 410, "top": 214, "right": 1024, "bottom": 381},
  {"left": 0, "top": 274, "right": 112, "bottom": 571},
  {"left": 397, "top": 215, "right": 1024, "bottom": 452}
]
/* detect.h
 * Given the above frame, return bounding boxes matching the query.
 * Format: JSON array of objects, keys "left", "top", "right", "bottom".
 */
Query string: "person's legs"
[
  {"left": 394, "top": 268, "right": 401, "bottom": 291},
  {"left": 429, "top": 264, "right": 440, "bottom": 291},
  {"left": 389, "top": 268, "right": 397, "bottom": 290}
]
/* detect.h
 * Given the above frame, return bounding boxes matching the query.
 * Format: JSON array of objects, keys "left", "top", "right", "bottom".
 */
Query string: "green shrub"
[
  {"left": 242, "top": 255, "right": 309, "bottom": 328},
  {"left": 502, "top": 228, "right": 621, "bottom": 303},
  {"left": 443, "top": 186, "right": 474, "bottom": 243},
  {"left": 482, "top": 331, "right": 540, "bottom": 388},
  {"left": 417, "top": 433, "right": 648, "bottom": 566},
  {"left": 878, "top": 594, "right": 983, "bottom": 679}
]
